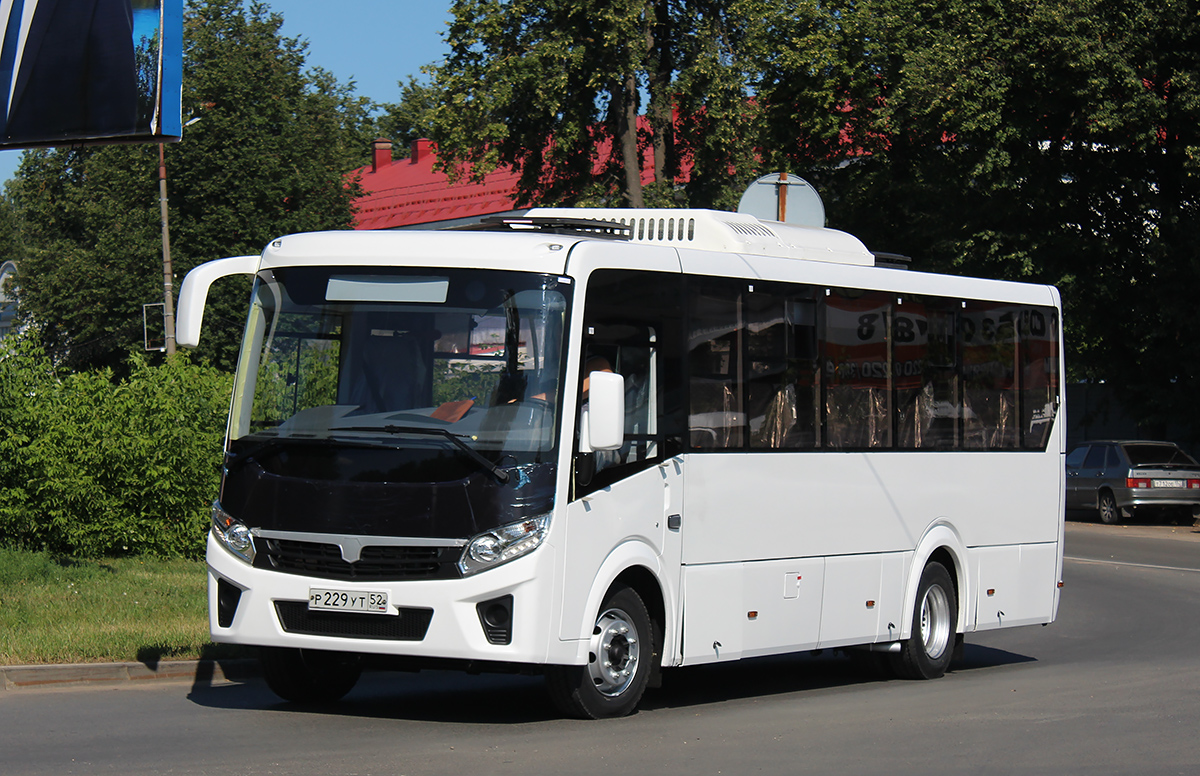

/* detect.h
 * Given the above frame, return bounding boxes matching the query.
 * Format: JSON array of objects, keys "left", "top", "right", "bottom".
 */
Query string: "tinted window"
[
  {"left": 680, "top": 277, "right": 1060, "bottom": 453},
  {"left": 1066, "top": 446, "right": 1088, "bottom": 467},
  {"left": 578, "top": 270, "right": 684, "bottom": 494},
  {"left": 1123, "top": 444, "right": 1199, "bottom": 467},
  {"left": 1083, "top": 445, "right": 1107, "bottom": 469}
]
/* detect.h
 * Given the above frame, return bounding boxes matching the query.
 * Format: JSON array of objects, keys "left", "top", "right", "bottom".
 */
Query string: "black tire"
[
  {"left": 1098, "top": 491, "right": 1120, "bottom": 525},
  {"left": 545, "top": 584, "right": 655, "bottom": 719},
  {"left": 260, "top": 647, "right": 362, "bottom": 703},
  {"left": 891, "top": 562, "right": 957, "bottom": 680}
]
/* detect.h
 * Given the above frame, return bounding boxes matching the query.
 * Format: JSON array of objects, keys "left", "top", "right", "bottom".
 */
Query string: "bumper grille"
[
  {"left": 255, "top": 538, "right": 461, "bottom": 581},
  {"left": 274, "top": 601, "right": 433, "bottom": 641}
]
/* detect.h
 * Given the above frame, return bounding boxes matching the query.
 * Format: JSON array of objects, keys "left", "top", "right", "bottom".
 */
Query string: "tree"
[
  {"left": 426, "top": 0, "right": 803, "bottom": 210},
  {"left": 8, "top": 0, "right": 371, "bottom": 373},
  {"left": 812, "top": 0, "right": 1200, "bottom": 437},
  {"left": 374, "top": 77, "right": 439, "bottom": 160},
  {"left": 8, "top": 146, "right": 161, "bottom": 371}
]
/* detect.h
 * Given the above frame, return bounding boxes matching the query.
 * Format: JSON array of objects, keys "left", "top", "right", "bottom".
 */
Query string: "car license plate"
[
  {"left": 1151, "top": 479, "right": 1183, "bottom": 488},
  {"left": 308, "top": 587, "right": 391, "bottom": 615}
]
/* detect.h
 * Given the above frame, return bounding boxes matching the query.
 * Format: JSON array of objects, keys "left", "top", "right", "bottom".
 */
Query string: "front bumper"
[{"left": 206, "top": 531, "right": 567, "bottom": 665}]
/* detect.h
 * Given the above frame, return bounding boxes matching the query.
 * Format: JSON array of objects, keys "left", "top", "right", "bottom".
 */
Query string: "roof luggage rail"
[{"left": 451, "top": 216, "right": 633, "bottom": 240}]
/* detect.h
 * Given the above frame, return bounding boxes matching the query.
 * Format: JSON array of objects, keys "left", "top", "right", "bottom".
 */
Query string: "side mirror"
[
  {"left": 176, "top": 255, "right": 259, "bottom": 347},
  {"left": 584, "top": 371, "right": 625, "bottom": 451}
]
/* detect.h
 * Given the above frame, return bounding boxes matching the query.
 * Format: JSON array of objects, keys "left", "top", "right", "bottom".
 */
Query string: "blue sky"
[{"left": 0, "top": 0, "right": 453, "bottom": 184}]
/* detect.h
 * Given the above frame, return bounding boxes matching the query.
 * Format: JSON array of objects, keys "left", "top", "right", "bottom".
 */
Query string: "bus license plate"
[
  {"left": 1151, "top": 479, "right": 1183, "bottom": 488},
  {"left": 308, "top": 588, "right": 391, "bottom": 615}
]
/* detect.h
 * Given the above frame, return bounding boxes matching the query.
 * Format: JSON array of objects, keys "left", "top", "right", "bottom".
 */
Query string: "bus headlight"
[
  {"left": 211, "top": 501, "right": 255, "bottom": 564},
  {"left": 459, "top": 515, "right": 550, "bottom": 576}
]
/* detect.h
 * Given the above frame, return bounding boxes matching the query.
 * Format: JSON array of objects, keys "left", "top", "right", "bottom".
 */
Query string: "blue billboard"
[{"left": 0, "top": 0, "right": 181, "bottom": 148}]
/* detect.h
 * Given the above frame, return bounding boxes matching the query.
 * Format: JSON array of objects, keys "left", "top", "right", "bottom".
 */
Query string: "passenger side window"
[
  {"left": 576, "top": 270, "right": 684, "bottom": 496},
  {"left": 961, "top": 302, "right": 1018, "bottom": 449},
  {"left": 1083, "top": 445, "right": 1107, "bottom": 469},
  {"left": 824, "top": 289, "right": 893, "bottom": 449}
]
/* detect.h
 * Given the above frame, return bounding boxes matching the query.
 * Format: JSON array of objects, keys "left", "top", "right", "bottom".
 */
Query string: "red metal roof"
[
  {"left": 351, "top": 131, "right": 668, "bottom": 230},
  {"left": 351, "top": 139, "right": 526, "bottom": 230}
]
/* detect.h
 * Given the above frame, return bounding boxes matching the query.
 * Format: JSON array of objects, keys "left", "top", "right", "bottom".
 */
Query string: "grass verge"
[{"left": 0, "top": 548, "right": 249, "bottom": 666}]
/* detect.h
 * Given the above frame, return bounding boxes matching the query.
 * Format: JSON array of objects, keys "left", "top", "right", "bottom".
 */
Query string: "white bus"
[{"left": 178, "top": 208, "right": 1064, "bottom": 718}]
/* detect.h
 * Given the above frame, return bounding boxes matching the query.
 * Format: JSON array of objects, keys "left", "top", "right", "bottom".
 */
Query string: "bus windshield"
[{"left": 227, "top": 266, "right": 571, "bottom": 482}]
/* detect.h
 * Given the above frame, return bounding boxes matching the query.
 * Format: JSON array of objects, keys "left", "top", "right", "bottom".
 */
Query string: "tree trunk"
[
  {"left": 617, "top": 72, "right": 645, "bottom": 208},
  {"left": 647, "top": 0, "right": 674, "bottom": 185}
]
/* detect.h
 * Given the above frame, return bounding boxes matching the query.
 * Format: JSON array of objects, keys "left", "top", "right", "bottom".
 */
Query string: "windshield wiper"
[
  {"left": 224, "top": 434, "right": 323, "bottom": 472},
  {"left": 337, "top": 424, "right": 510, "bottom": 484}
]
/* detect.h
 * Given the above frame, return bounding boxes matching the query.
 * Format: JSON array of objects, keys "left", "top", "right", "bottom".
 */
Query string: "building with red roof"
[
  {"left": 350, "top": 138, "right": 529, "bottom": 230},
  {"left": 350, "top": 117, "right": 681, "bottom": 231}
]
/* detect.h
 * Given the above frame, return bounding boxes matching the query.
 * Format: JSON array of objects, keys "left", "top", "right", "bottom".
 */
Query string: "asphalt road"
[{"left": 3, "top": 521, "right": 1198, "bottom": 776}]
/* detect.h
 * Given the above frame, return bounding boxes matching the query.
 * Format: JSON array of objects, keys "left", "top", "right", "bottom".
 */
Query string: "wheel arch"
[
  {"left": 900, "top": 522, "right": 969, "bottom": 641},
  {"left": 562, "top": 540, "right": 673, "bottom": 667}
]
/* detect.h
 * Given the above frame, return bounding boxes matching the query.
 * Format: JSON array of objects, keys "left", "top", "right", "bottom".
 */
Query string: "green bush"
[{"left": 0, "top": 337, "right": 231, "bottom": 559}]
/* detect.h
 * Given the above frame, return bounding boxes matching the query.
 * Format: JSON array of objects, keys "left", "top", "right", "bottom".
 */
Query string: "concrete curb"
[{"left": 1, "top": 659, "right": 259, "bottom": 691}]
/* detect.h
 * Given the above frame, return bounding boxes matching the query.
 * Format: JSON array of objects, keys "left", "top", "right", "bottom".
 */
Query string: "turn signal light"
[
  {"left": 1126, "top": 478, "right": 1151, "bottom": 489},
  {"left": 1188, "top": 480, "right": 1200, "bottom": 489}
]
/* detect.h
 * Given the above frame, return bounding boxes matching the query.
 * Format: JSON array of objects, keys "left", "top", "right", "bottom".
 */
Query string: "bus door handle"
[{"left": 667, "top": 514, "right": 682, "bottom": 530}]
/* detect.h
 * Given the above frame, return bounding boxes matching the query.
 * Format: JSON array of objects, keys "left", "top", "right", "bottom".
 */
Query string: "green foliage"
[
  {"left": 374, "top": 77, "right": 439, "bottom": 160},
  {"left": 251, "top": 339, "right": 340, "bottom": 427},
  {"left": 0, "top": 336, "right": 231, "bottom": 559},
  {"left": 427, "top": 0, "right": 789, "bottom": 209},
  {"left": 8, "top": 146, "right": 162, "bottom": 372},
  {"left": 432, "top": 363, "right": 503, "bottom": 407},
  {"left": 815, "top": 0, "right": 1200, "bottom": 437}
]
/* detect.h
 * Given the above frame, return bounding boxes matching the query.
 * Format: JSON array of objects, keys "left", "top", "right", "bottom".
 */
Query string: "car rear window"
[{"left": 1122, "top": 444, "right": 1198, "bottom": 467}]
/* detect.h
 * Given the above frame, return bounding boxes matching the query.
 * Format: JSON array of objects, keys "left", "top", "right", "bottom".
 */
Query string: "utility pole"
[{"left": 158, "top": 143, "right": 176, "bottom": 355}]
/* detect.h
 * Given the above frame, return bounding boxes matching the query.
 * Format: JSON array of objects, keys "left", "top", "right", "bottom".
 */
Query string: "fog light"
[
  {"left": 216, "top": 577, "right": 243, "bottom": 628},
  {"left": 476, "top": 595, "right": 514, "bottom": 645}
]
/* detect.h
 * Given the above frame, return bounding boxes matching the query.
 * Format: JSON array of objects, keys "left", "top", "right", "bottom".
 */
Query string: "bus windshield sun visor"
[{"left": 325, "top": 275, "right": 450, "bottom": 303}]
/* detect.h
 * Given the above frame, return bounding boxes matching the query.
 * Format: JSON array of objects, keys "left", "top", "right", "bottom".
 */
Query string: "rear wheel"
[
  {"left": 891, "top": 562, "right": 957, "bottom": 680},
  {"left": 545, "top": 584, "right": 655, "bottom": 719},
  {"left": 1098, "top": 491, "right": 1120, "bottom": 525},
  {"left": 260, "top": 647, "right": 362, "bottom": 703}
]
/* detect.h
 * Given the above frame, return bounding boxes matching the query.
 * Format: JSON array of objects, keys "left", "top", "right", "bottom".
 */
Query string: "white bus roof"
[{"left": 526, "top": 207, "right": 876, "bottom": 266}]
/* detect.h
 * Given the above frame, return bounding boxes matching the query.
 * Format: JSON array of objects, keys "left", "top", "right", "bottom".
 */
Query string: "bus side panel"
[
  {"left": 681, "top": 451, "right": 1061, "bottom": 566},
  {"left": 971, "top": 542, "right": 1059, "bottom": 631},
  {"left": 816, "top": 551, "right": 908, "bottom": 649},
  {"left": 680, "top": 562, "right": 745, "bottom": 664},
  {"left": 739, "top": 557, "right": 825, "bottom": 659},
  {"left": 681, "top": 552, "right": 916, "bottom": 663}
]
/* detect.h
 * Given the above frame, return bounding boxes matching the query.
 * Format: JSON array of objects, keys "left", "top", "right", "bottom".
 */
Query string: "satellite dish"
[{"left": 737, "top": 173, "right": 825, "bottom": 227}]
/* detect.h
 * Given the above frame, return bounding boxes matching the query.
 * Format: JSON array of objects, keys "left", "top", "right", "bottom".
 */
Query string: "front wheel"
[
  {"left": 545, "top": 584, "right": 655, "bottom": 719},
  {"left": 260, "top": 647, "right": 362, "bottom": 703},
  {"left": 891, "top": 562, "right": 957, "bottom": 680}
]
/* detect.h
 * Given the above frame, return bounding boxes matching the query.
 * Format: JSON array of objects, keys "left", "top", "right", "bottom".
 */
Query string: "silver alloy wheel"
[
  {"left": 1099, "top": 493, "right": 1119, "bottom": 524},
  {"left": 919, "top": 584, "right": 952, "bottom": 660},
  {"left": 587, "top": 606, "right": 640, "bottom": 697}
]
